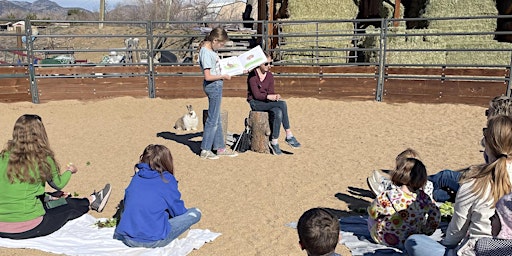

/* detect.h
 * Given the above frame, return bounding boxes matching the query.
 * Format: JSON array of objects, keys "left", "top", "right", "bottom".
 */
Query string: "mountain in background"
[{"left": 0, "top": 0, "right": 92, "bottom": 19}]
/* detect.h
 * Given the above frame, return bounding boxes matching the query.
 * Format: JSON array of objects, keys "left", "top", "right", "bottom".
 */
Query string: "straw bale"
[
  {"left": 386, "top": 40, "right": 447, "bottom": 65},
  {"left": 445, "top": 41, "right": 512, "bottom": 65},
  {"left": 278, "top": 21, "right": 355, "bottom": 63},
  {"left": 423, "top": 0, "right": 497, "bottom": 17},
  {"left": 423, "top": 0, "right": 497, "bottom": 32},
  {"left": 288, "top": 0, "right": 358, "bottom": 20}
]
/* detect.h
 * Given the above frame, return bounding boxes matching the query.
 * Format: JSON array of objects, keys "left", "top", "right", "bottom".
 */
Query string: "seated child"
[
  {"left": 114, "top": 144, "right": 201, "bottom": 248},
  {"left": 297, "top": 208, "right": 341, "bottom": 256},
  {"left": 367, "top": 148, "right": 441, "bottom": 250}
]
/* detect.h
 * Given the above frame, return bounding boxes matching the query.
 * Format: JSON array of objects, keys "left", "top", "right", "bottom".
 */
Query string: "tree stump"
[
  {"left": 248, "top": 111, "right": 271, "bottom": 153},
  {"left": 202, "top": 110, "right": 228, "bottom": 143}
]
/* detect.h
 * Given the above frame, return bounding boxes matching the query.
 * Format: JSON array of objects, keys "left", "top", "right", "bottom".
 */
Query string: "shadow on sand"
[{"left": 157, "top": 131, "right": 202, "bottom": 154}]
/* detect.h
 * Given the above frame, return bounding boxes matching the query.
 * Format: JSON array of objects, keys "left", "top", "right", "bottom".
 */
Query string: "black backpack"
[{"left": 233, "top": 118, "right": 252, "bottom": 153}]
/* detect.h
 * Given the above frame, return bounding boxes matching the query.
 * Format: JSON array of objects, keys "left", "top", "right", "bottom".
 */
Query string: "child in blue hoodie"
[{"left": 114, "top": 144, "right": 201, "bottom": 248}]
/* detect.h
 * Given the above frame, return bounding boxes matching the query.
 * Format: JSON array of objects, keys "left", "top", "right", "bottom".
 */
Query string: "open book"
[{"left": 219, "top": 45, "right": 266, "bottom": 76}]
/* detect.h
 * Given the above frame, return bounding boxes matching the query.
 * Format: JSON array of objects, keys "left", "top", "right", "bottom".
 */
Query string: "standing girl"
[
  {"left": 0, "top": 114, "right": 111, "bottom": 239},
  {"left": 367, "top": 148, "right": 440, "bottom": 250},
  {"left": 198, "top": 27, "right": 237, "bottom": 159},
  {"left": 114, "top": 144, "right": 201, "bottom": 248}
]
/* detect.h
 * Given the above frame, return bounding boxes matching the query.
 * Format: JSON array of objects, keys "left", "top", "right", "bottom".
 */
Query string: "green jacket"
[{"left": 0, "top": 152, "right": 72, "bottom": 222}]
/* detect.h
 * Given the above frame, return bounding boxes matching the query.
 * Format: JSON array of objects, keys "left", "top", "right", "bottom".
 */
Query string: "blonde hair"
[
  {"left": 390, "top": 148, "right": 427, "bottom": 191},
  {"left": 197, "top": 27, "right": 228, "bottom": 52},
  {"left": 460, "top": 115, "right": 512, "bottom": 204},
  {"left": 1, "top": 114, "right": 59, "bottom": 183}
]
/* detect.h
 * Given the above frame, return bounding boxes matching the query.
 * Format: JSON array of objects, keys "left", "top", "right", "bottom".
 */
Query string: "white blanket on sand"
[{"left": 0, "top": 214, "right": 221, "bottom": 256}]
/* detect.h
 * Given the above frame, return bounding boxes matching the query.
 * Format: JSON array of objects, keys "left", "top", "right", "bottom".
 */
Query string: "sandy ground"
[{"left": 0, "top": 96, "right": 487, "bottom": 256}]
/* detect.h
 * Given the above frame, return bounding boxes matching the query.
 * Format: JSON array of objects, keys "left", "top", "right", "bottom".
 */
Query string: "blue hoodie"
[{"left": 114, "top": 163, "right": 187, "bottom": 242}]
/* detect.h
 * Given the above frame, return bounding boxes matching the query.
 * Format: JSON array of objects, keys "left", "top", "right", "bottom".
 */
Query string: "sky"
[
  {"left": 9, "top": 0, "right": 131, "bottom": 11},
  {"left": 9, "top": 0, "right": 237, "bottom": 11}
]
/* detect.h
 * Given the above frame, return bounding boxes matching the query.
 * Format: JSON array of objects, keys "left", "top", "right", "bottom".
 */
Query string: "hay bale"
[
  {"left": 278, "top": 21, "right": 355, "bottom": 64},
  {"left": 445, "top": 41, "right": 512, "bottom": 65},
  {"left": 423, "top": 0, "right": 497, "bottom": 32},
  {"left": 288, "top": 0, "right": 358, "bottom": 20},
  {"left": 386, "top": 40, "right": 447, "bottom": 65}
]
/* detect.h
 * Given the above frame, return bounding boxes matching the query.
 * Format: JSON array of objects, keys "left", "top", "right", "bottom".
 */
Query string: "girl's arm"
[
  {"left": 441, "top": 181, "right": 474, "bottom": 247},
  {"left": 165, "top": 175, "right": 188, "bottom": 217},
  {"left": 46, "top": 156, "right": 71, "bottom": 190},
  {"left": 203, "top": 68, "right": 230, "bottom": 82}
]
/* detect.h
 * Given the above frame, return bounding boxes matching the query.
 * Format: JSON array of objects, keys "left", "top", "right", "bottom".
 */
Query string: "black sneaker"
[
  {"left": 269, "top": 142, "right": 282, "bottom": 155},
  {"left": 90, "top": 184, "right": 112, "bottom": 213}
]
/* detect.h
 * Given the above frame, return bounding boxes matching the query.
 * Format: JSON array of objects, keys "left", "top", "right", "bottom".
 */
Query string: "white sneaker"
[
  {"left": 200, "top": 150, "right": 219, "bottom": 160},
  {"left": 367, "top": 170, "right": 392, "bottom": 196}
]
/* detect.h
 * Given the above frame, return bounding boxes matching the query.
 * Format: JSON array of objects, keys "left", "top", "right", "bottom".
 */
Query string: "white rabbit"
[{"left": 174, "top": 105, "right": 198, "bottom": 131}]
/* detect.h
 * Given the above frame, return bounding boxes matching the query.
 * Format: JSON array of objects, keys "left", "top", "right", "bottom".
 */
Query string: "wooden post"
[
  {"left": 202, "top": 110, "right": 228, "bottom": 144},
  {"left": 393, "top": 0, "right": 401, "bottom": 27},
  {"left": 248, "top": 111, "right": 271, "bottom": 153}
]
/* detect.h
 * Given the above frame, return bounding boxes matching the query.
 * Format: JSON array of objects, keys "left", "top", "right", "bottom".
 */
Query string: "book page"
[
  {"left": 219, "top": 56, "right": 244, "bottom": 76},
  {"left": 238, "top": 45, "right": 266, "bottom": 71}
]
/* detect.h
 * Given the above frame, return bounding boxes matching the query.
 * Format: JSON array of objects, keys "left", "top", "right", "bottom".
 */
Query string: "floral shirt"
[{"left": 367, "top": 187, "right": 441, "bottom": 249}]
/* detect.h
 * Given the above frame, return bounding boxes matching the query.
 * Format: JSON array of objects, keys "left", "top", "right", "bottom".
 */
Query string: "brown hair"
[
  {"left": 487, "top": 95, "right": 512, "bottom": 119},
  {"left": 460, "top": 115, "right": 512, "bottom": 204},
  {"left": 197, "top": 27, "right": 228, "bottom": 51},
  {"left": 390, "top": 148, "right": 427, "bottom": 191},
  {"left": 1, "top": 114, "right": 59, "bottom": 183},
  {"left": 138, "top": 144, "right": 175, "bottom": 179},
  {"left": 297, "top": 208, "right": 339, "bottom": 256}
]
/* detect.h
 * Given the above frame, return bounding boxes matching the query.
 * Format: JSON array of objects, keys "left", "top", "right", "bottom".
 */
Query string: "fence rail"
[{"left": 0, "top": 16, "right": 511, "bottom": 105}]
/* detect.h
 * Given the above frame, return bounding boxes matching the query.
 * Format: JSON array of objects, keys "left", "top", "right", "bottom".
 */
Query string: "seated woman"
[
  {"left": 368, "top": 148, "right": 440, "bottom": 250},
  {"left": 247, "top": 52, "right": 301, "bottom": 155},
  {"left": 404, "top": 115, "right": 512, "bottom": 256}
]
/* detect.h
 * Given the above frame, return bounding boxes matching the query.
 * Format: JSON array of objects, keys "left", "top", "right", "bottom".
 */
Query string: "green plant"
[
  {"left": 95, "top": 218, "right": 117, "bottom": 228},
  {"left": 86, "top": 161, "right": 91, "bottom": 166},
  {"left": 439, "top": 201, "right": 454, "bottom": 222}
]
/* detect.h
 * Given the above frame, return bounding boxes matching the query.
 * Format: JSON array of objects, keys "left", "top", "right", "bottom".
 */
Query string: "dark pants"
[
  {"left": 0, "top": 197, "right": 90, "bottom": 239},
  {"left": 428, "top": 169, "right": 461, "bottom": 202},
  {"left": 249, "top": 99, "right": 290, "bottom": 140}
]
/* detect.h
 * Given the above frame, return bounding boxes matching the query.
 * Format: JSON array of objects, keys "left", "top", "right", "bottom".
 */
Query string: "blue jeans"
[
  {"left": 249, "top": 99, "right": 290, "bottom": 140},
  {"left": 201, "top": 80, "right": 225, "bottom": 151},
  {"left": 404, "top": 234, "right": 451, "bottom": 256},
  {"left": 116, "top": 208, "right": 202, "bottom": 248},
  {"left": 428, "top": 169, "right": 461, "bottom": 202}
]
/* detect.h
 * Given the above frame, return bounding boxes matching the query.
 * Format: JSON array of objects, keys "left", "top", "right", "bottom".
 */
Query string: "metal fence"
[{"left": 0, "top": 15, "right": 511, "bottom": 103}]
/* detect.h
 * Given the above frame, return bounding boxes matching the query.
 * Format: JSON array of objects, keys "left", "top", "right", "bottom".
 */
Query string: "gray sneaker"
[
  {"left": 90, "top": 184, "right": 112, "bottom": 213},
  {"left": 200, "top": 150, "right": 219, "bottom": 160},
  {"left": 269, "top": 142, "right": 282, "bottom": 155}
]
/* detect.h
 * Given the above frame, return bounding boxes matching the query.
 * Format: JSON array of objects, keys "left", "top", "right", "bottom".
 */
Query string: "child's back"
[{"left": 368, "top": 187, "right": 440, "bottom": 249}]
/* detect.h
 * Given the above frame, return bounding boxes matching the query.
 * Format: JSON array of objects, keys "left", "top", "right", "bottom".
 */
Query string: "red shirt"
[{"left": 247, "top": 70, "right": 275, "bottom": 102}]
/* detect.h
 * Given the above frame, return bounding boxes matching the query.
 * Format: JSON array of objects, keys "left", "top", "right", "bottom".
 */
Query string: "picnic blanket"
[
  {"left": 339, "top": 215, "right": 447, "bottom": 256},
  {"left": 0, "top": 214, "right": 221, "bottom": 256}
]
